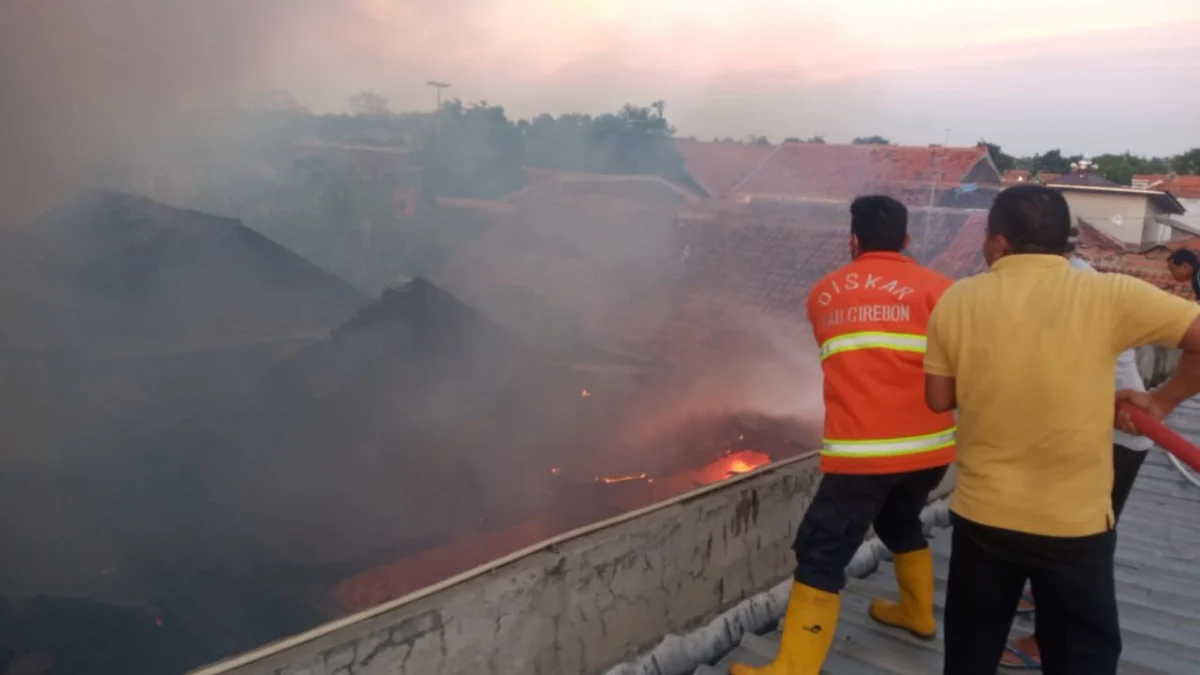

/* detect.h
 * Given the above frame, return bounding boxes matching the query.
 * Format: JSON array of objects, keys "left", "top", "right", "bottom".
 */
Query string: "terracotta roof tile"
[
  {"left": 730, "top": 143, "right": 994, "bottom": 200},
  {"left": 925, "top": 211, "right": 988, "bottom": 278},
  {"left": 436, "top": 185, "right": 990, "bottom": 366},
  {"left": 1073, "top": 219, "right": 1200, "bottom": 298},
  {"left": 653, "top": 206, "right": 988, "bottom": 363},
  {"left": 1134, "top": 174, "right": 1200, "bottom": 199},
  {"left": 508, "top": 174, "right": 697, "bottom": 207},
  {"left": 674, "top": 140, "right": 777, "bottom": 198},
  {"left": 1003, "top": 170, "right": 1032, "bottom": 185}
]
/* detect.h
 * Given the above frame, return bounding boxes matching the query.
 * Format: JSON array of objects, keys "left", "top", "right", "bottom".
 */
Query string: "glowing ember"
[
  {"left": 728, "top": 459, "right": 755, "bottom": 473},
  {"left": 596, "top": 472, "right": 648, "bottom": 484},
  {"left": 550, "top": 467, "right": 561, "bottom": 475},
  {"left": 580, "top": 389, "right": 591, "bottom": 398},
  {"left": 696, "top": 450, "right": 771, "bottom": 484}
]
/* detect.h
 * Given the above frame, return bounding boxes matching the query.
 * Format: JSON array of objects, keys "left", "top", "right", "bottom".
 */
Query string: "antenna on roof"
[{"left": 920, "top": 151, "right": 943, "bottom": 263}]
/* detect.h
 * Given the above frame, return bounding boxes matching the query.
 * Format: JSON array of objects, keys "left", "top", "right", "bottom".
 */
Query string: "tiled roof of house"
[
  {"left": 434, "top": 189, "right": 989, "bottom": 368},
  {"left": 1073, "top": 219, "right": 1200, "bottom": 298},
  {"left": 654, "top": 207, "right": 988, "bottom": 363},
  {"left": 1037, "top": 172, "right": 1062, "bottom": 183},
  {"left": 674, "top": 140, "right": 778, "bottom": 198},
  {"left": 506, "top": 173, "right": 699, "bottom": 207},
  {"left": 729, "top": 143, "right": 995, "bottom": 201},
  {"left": 1134, "top": 174, "right": 1200, "bottom": 199},
  {"left": 1003, "top": 169, "right": 1031, "bottom": 185}
]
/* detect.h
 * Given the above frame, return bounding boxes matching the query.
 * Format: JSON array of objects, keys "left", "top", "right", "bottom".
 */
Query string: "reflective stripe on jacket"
[{"left": 807, "top": 251, "right": 957, "bottom": 475}]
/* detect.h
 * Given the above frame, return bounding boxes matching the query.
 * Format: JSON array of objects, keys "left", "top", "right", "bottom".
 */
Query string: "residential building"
[
  {"left": 1002, "top": 169, "right": 1031, "bottom": 185},
  {"left": 676, "top": 140, "right": 1002, "bottom": 203},
  {"left": 1071, "top": 220, "right": 1199, "bottom": 298},
  {"left": 1046, "top": 160, "right": 1189, "bottom": 246},
  {"left": 1134, "top": 173, "right": 1200, "bottom": 233}
]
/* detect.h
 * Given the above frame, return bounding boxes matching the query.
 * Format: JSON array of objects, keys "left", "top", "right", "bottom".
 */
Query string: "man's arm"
[
  {"left": 923, "top": 295, "right": 957, "bottom": 413},
  {"left": 925, "top": 375, "right": 956, "bottom": 413},
  {"left": 1118, "top": 317, "right": 1200, "bottom": 424}
]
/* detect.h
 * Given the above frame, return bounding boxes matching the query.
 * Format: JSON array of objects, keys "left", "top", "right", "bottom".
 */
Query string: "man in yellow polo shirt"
[{"left": 923, "top": 184, "right": 1200, "bottom": 675}]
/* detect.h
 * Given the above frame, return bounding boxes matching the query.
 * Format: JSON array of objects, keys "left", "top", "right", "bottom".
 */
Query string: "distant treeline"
[
  {"left": 226, "top": 92, "right": 689, "bottom": 200},
  {"left": 162, "top": 92, "right": 1200, "bottom": 293}
]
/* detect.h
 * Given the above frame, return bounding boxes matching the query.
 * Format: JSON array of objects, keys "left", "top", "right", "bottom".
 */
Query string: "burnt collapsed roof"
[
  {"left": 0, "top": 190, "right": 370, "bottom": 468},
  {"left": 25, "top": 275, "right": 645, "bottom": 673},
  {"left": 6, "top": 190, "right": 364, "bottom": 348},
  {"left": 113, "top": 276, "right": 604, "bottom": 565}
]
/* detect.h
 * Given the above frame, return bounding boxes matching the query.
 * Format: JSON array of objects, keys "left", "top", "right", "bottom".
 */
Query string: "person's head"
[
  {"left": 849, "top": 195, "right": 909, "bottom": 259},
  {"left": 984, "top": 185, "right": 1072, "bottom": 267},
  {"left": 1167, "top": 249, "right": 1200, "bottom": 282}
]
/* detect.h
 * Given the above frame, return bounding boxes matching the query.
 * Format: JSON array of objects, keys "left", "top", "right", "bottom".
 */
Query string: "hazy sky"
[
  {"left": 3, "top": 0, "right": 1199, "bottom": 218},
  {"left": 327, "top": 0, "right": 1200, "bottom": 156}
]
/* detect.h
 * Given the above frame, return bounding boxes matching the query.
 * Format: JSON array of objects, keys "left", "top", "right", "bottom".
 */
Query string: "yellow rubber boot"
[
  {"left": 730, "top": 582, "right": 840, "bottom": 675},
  {"left": 868, "top": 547, "right": 937, "bottom": 640}
]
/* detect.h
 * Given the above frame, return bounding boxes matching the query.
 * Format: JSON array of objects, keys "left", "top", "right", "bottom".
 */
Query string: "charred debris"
[{"left": 0, "top": 192, "right": 803, "bottom": 674}]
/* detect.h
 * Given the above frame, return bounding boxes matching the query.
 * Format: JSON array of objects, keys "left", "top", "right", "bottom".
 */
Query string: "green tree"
[
  {"left": 852, "top": 135, "right": 890, "bottom": 145},
  {"left": 521, "top": 102, "right": 682, "bottom": 178},
  {"left": 1031, "top": 149, "right": 1080, "bottom": 175},
  {"left": 1174, "top": 148, "right": 1200, "bottom": 175},
  {"left": 1093, "top": 152, "right": 1170, "bottom": 185},
  {"left": 978, "top": 140, "right": 1015, "bottom": 173},
  {"left": 417, "top": 99, "right": 526, "bottom": 199},
  {"left": 348, "top": 91, "right": 391, "bottom": 117}
]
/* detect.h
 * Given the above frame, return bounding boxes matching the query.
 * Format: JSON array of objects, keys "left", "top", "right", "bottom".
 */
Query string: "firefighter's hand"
[{"left": 1115, "top": 389, "right": 1168, "bottom": 436}]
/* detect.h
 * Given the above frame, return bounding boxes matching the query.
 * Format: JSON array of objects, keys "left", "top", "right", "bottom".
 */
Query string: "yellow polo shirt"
[{"left": 925, "top": 254, "right": 1200, "bottom": 537}]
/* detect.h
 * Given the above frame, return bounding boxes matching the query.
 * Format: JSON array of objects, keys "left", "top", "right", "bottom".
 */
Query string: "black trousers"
[
  {"left": 943, "top": 444, "right": 1146, "bottom": 675},
  {"left": 1111, "top": 444, "right": 1147, "bottom": 519},
  {"left": 793, "top": 465, "right": 948, "bottom": 593}
]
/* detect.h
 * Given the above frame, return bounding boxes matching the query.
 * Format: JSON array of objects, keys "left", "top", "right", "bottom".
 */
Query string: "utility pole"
[{"left": 426, "top": 81, "right": 450, "bottom": 133}]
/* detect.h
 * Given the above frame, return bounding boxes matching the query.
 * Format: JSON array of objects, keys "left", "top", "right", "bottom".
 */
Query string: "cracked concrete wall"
[{"left": 194, "top": 457, "right": 955, "bottom": 675}]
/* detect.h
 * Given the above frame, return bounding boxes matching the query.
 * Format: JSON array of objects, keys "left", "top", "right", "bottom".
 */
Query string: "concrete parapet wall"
[{"left": 193, "top": 454, "right": 956, "bottom": 675}]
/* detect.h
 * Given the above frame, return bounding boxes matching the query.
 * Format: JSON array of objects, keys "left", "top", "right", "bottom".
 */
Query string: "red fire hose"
[{"left": 1117, "top": 402, "right": 1200, "bottom": 473}]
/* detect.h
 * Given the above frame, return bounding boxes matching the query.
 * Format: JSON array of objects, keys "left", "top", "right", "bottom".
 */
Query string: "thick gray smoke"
[
  {"left": 0, "top": 4, "right": 834, "bottom": 673},
  {"left": 0, "top": 0, "right": 407, "bottom": 222}
]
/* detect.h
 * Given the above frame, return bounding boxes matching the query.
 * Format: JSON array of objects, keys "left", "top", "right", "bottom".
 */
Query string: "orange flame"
[
  {"left": 695, "top": 450, "right": 771, "bottom": 485},
  {"left": 580, "top": 389, "right": 591, "bottom": 398},
  {"left": 595, "top": 472, "right": 648, "bottom": 484}
]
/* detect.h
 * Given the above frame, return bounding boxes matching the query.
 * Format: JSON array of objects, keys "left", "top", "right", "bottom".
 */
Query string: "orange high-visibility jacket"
[{"left": 807, "top": 251, "right": 956, "bottom": 475}]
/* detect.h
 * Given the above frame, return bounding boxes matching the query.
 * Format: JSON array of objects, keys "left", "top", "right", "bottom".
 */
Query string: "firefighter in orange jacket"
[{"left": 732, "top": 195, "right": 956, "bottom": 675}]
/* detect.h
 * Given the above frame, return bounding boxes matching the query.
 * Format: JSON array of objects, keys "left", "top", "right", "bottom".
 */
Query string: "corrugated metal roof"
[{"left": 703, "top": 407, "right": 1200, "bottom": 674}]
